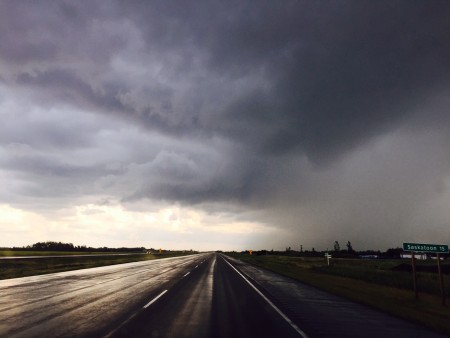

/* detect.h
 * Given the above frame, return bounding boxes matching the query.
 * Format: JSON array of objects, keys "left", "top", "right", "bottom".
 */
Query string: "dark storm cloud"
[
  {"left": 0, "top": 1, "right": 122, "bottom": 63},
  {"left": 114, "top": 0, "right": 450, "bottom": 203},
  {"left": 1, "top": 1, "right": 450, "bottom": 249},
  {"left": 5, "top": 1, "right": 449, "bottom": 162},
  {"left": 16, "top": 69, "right": 129, "bottom": 114},
  {"left": 205, "top": 1, "right": 450, "bottom": 162}
]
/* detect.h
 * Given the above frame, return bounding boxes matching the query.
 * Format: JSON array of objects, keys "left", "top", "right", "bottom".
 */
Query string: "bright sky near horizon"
[{"left": 0, "top": 1, "right": 449, "bottom": 251}]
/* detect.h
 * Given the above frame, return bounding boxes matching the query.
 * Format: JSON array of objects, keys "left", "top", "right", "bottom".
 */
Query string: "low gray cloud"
[{"left": 1, "top": 0, "right": 449, "bottom": 249}]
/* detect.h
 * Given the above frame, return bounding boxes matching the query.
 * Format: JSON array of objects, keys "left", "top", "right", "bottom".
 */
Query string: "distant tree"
[
  {"left": 383, "top": 247, "right": 403, "bottom": 259},
  {"left": 346, "top": 241, "right": 354, "bottom": 253},
  {"left": 334, "top": 241, "right": 340, "bottom": 251},
  {"left": 31, "top": 241, "right": 74, "bottom": 251}
]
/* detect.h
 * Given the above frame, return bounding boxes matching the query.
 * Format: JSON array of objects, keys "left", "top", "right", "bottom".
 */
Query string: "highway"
[{"left": 0, "top": 253, "right": 446, "bottom": 338}]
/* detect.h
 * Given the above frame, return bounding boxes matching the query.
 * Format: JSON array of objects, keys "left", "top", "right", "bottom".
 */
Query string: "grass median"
[
  {"left": 0, "top": 251, "right": 192, "bottom": 280},
  {"left": 225, "top": 253, "right": 450, "bottom": 335}
]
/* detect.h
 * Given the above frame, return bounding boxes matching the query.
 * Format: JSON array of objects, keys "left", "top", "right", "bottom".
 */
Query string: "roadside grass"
[
  {"left": 0, "top": 252, "right": 192, "bottom": 280},
  {"left": 226, "top": 253, "right": 450, "bottom": 335}
]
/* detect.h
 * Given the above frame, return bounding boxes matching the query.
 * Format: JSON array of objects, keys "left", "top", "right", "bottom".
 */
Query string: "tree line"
[
  {"left": 241, "top": 246, "right": 437, "bottom": 259},
  {"left": 11, "top": 241, "right": 146, "bottom": 253}
]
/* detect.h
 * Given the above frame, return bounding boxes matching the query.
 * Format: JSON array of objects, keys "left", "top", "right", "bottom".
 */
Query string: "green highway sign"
[{"left": 403, "top": 243, "right": 449, "bottom": 253}]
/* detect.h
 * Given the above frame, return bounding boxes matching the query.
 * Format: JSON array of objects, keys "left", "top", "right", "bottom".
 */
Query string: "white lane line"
[
  {"left": 223, "top": 258, "right": 309, "bottom": 338},
  {"left": 195, "top": 265, "right": 198, "bottom": 268},
  {"left": 143, "top": 290, "right": 168, "bottom": 309},
  {"left": 183, "top": 271, "right": 190, "bottom": 278}
]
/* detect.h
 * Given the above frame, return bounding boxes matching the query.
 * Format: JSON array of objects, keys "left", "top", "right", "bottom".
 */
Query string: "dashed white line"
[
  {"left": 143, "top": 290, "right": 168, "bottom": 309},
  {"left": 222, "top": 258, "right": 309, "bottom": 338},
  {"left": 183, "top": 272, "right": 190, "bottom": 278},
  {"left": 195, "top": 265, "right": 198, "bottom": 268}
]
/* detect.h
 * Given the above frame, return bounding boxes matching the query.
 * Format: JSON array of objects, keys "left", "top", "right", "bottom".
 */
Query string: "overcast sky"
[{"left": 1, "top": 1, "right": 449, "bottom": 251}]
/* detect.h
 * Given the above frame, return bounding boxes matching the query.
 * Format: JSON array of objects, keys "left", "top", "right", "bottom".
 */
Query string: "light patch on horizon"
[
  {"left": 0, "top": 205, "right": 49, "bottom": 246},
  {"left": 72, "top": 203, "right": 274, "bottom": 237},
  {"left": 0, "top": 203, "right": 273, "bottom": 250}
]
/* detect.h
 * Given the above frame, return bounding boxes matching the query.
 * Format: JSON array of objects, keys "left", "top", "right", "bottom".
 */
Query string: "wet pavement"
[{"left": 0, "top": 254, "right": 209, "bottom": 337}]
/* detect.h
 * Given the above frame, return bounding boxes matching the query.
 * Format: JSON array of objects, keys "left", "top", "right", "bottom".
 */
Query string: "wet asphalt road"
[
  {"left": 0, "top": 253, "right": 447, "bottom": 337},
  {"left": 111, "top": 254, "right": 301, "bottom": 338},
  {"left": 0, "top": 254, "right": 209, "bottom": 337}
]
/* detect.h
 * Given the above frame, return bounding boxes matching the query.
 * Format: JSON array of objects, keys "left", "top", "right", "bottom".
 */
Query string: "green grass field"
[
  {"left": 0, "top": 251, "right": 192, "bottom": 280},
  {"left": 225, "top": 253, "right": 450, "bottom": 335}
]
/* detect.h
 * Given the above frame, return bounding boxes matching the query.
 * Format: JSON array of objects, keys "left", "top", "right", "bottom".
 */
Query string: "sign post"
[
  {"left": 403, "top": 242, "right": 448, "bottom": 305},
  {"left": 411, "top": 252, "right": 418, "bottom": 300},
  {"left": 436, "top": 253, "right": 446, "bottom": 306}
]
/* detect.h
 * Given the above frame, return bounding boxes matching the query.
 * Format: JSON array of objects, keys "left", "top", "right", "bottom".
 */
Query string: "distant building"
[
  {"left": 400, "top": 253, "right": 427, "bottom": 260},
  {"left": 359, "top": 255, "right": 378, "bottom": 259}
]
